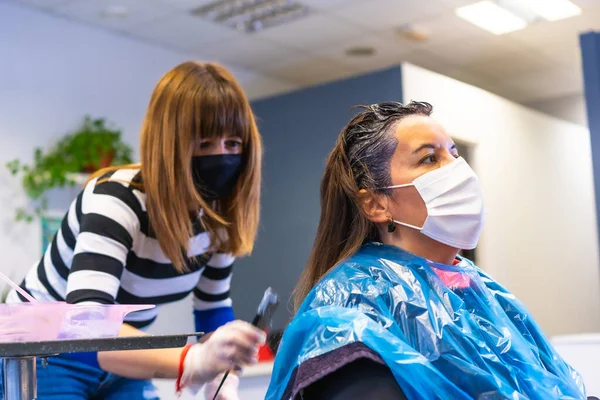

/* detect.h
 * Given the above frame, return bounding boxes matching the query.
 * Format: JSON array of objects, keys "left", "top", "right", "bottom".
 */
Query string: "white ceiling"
[{"left": 9, "top": 0, "right": 600, "bottom": 119}]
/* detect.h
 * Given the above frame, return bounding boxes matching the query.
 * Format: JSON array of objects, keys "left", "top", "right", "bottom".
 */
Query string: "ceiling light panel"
[
  {"left": 191, "top": 0, "right": 311, "bottom": 33},
  {"left": 455, "top": 0, "right": 528, "bottom": 35},
  {"left": 516, "top": 0, "right": 581, "bottom": 21}
]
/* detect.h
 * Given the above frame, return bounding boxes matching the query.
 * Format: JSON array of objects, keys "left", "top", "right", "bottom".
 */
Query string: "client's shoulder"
[
  {"left": 322, "top": 250, "right": 388, "bottom": 283},
  {"left": 301, "top": 246, "right": 400, "bottom": 311},
  {"left": 333, "top": 242, "right": 407, "bottom": 276}
]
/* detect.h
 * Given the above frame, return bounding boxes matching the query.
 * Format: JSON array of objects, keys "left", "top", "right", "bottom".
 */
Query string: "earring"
[{"left": 387, "top": 215, "right": 396, "bottom": 233}]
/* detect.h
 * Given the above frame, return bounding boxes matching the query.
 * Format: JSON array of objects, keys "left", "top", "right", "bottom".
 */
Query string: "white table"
[{"left": 552, "top": 333, "right": 600, "bottom": 397}]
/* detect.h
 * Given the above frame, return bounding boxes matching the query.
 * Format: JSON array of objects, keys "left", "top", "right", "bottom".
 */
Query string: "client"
[{"left": 266, "top": 102, "right": 585, "bottom": 399}]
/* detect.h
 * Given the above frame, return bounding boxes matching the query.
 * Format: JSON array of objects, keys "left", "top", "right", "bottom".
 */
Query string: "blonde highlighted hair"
[{"left": 89, "top": 61, "right": 262, "bottom": 273}]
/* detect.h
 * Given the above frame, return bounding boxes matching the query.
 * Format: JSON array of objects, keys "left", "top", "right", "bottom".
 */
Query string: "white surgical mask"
[{"left": 386, "top": 157, "right": 485, "bottom": 250}]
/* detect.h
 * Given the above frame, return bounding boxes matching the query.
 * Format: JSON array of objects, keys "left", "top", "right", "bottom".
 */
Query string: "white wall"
[
  {"left": 402, "top": 63, "right": 600, "bottom": 336},
  {"left": 526, "top": 93, "right": 588, "bottom": 127},
  {"left": 0, "top": 1, "right": 267, "bottom": 336}
]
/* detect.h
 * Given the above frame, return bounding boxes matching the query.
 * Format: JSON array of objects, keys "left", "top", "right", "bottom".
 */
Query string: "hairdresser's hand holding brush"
[
  {"left": 177, "top": 320, "right": 266, "bottom": 395},
  {"left": 207, "top": 287, "right": 280, "bottom": 400}
]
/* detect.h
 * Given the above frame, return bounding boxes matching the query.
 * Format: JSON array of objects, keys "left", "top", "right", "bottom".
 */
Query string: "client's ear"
[{"left": 359, "top": 189, "right": 388, "bottom": 224}]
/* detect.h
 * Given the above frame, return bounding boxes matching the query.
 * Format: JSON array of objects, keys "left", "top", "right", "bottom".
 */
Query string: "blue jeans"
[{"left": 0, "top": 355, "right": 159, "bottom": 399}]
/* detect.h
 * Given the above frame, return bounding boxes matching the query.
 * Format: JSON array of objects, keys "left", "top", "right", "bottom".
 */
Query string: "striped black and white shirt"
[{"left": 7, "top": 168, "right": 235, "bottom": 331}]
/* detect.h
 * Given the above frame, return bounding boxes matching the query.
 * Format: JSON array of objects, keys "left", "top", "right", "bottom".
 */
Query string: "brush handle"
[
  {"left": 212, "top": 371, "right": 229, "bottom": 400},
  {"left": 0, "top": 271, "right": 37, "bottom": 303},
  {"left": 212, "top": 287, "right": 279, "bottom": 399}
]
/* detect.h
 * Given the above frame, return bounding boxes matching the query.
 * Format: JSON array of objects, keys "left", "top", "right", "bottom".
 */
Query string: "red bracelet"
[{"left": 175, "top": 344, "right": 193, "bottom": 394}]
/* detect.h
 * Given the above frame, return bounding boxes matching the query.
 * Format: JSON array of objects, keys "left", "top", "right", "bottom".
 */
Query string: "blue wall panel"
[
  {"left": 581, "top": 32, "right": 600, "bottom": 251},
  {"left": 231, "top": 67, "right": 404, "bottom": 328}
]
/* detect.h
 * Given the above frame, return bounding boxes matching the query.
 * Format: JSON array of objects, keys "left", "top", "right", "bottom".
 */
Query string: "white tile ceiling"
[{"left": 9, "top": 0, "right": 600, "bottom": 115}]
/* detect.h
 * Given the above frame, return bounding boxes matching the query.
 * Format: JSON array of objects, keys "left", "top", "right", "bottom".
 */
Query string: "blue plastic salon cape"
[{"left": 266, "top": 243, "right": 585, "bottom": 399}]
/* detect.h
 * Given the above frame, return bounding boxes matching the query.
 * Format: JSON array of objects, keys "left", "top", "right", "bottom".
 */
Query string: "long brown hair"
[
  {"left": 89, "top": 61, "right": 262, "bottom": 273},
  {"left": 292, "top": 101, "right": 432, "bottom": 311}
]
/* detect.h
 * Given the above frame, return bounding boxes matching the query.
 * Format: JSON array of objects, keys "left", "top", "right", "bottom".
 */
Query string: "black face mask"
[{"left": 191, "top": 154, "right": 243, "bottom": 201}]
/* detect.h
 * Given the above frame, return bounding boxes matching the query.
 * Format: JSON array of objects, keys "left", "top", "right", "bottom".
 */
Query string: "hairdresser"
[{"left": 2, "top": 61, "right": 264, "bottom": 400}]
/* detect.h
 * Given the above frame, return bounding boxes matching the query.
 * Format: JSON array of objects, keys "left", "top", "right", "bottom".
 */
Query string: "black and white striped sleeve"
[
  {"left": 192, "top": 252, "right": 235, "bottom": 311},
  {"left": 65, "top": 180, "right": 140, "bottom": 305}
]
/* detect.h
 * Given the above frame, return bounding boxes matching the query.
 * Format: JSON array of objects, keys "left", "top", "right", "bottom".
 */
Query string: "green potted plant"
[{"left": 6, "top": 116, "right": 134, "bottom": 222}]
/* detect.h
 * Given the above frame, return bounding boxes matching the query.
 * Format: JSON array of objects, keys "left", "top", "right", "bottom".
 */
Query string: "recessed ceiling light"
[
  {"left": 100, "top": 5, "right": 129, "bottom": 18},
  {"left": 517, "top": 0, "right": 581, "bottom": 21},
  {"left": 455, "top": 1, "right": 528, "bottom": 35},
  {"left": 396, "top": 25, "right": 430, "bottom": 42},
  {"left": 345, "top": 46, "right": 376, "bottom": 57}
]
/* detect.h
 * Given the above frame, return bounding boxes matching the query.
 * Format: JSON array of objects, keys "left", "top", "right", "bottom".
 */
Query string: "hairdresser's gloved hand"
[
  {"left": 179, "top": 320, "right": 265, "bottom": 393},
  {"left": 203, "top": 372, "right": 240, "bottom": 400}
]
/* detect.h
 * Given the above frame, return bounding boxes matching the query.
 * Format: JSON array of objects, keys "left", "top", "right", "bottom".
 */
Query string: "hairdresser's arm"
[
  {"left": 98, "top": 320, "right": 264, "bottom": 385},
  {"left": 192, "top": 253, "right": 236, "bottom": 335},
  {"left": 300, "top": 358, "right": 407, "bottom": 400},
  {"left": 97, "top": 324, "right": 180, "bottom": 379}
]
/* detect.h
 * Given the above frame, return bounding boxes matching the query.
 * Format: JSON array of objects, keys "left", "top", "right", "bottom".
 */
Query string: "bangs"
[{"left": 192, "top": 83, "right": 252, "bottom": 143}]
